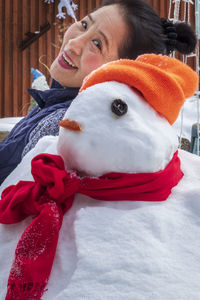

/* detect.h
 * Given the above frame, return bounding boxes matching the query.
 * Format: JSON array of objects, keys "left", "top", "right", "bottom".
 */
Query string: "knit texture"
[
  {"left": 80, "top": 54, "right": 198, "bottom": 124},
  {"left": 22, "top": 108, "right": 67, "bottom": 157}
]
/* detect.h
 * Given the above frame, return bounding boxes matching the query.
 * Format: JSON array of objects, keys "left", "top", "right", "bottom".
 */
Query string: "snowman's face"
[{"left": 57, "top": 82, "right": 178, "bottom": 176}]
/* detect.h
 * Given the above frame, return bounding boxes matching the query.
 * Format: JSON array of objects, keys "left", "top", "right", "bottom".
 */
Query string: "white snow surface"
[
  {"left": 0, "top": 117, "right": 23, "bottom": 131},
  {"left": 0, "top": 147, "right": 200, "bottom": 300},
  {"left": 0, "top": 81, "right": 200, "bottom": 299},
  {"left": 173, "top": 95, "right": 200, "bottom": 140}
]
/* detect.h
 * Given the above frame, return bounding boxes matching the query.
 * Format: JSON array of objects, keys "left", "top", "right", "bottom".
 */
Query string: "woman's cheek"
[
  {"left": 84, "top": 54, "right": 104, "bottom": 72},
  {"left": 62, "top": 23, "right": 79, "bottom": 44}
]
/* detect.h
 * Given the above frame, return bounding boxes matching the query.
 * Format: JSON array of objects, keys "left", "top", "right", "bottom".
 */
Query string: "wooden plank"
[
  {"left": 30, "top": 0, "right": 38, "bottom": 73},
  {"left": 80, "top": 0, "right": 87, "bottom": 19},
  {"left": 79, "top": 0, "right": 85, "bottom": 20},
  {"left": 17, "top": 0, "right": 23, "bottom": 117},
  {"left": 12, "top": 0, "right": 20, "bottom": 116},
  {"left": 4, "top": 0, "right": 13, "bottom": 116},
  {"left": 96, "top": 1, "right": 102, "bottom": 8},
  {"left": 21, "top": 0, "right": 30, "bottom": 116},
  {"left": 46, "top": 1, "right": 54, "bottom": 85},
  {"left": 153, "top": 0, "right": 160, "bottom": 15},
  {"left": 166, "top": 0, "right": 170, "bottom": 19},
  {"left": 55, "top": 6, "right": 61, "bottom": 56},
  {"left": 160, "top": 0, "right": 165, "bottom": 18},
  {"left": 88, "top": 0, "right": 93, "bottom": 13},
  {"left": 0, "top": 0, "right": 4, "bottom": 116},
  {"left": 51, "top": 2, "right": 56, "bottom": 78},
  {"left": 39, "top": 0, "right": 47, "bottom": 76}
]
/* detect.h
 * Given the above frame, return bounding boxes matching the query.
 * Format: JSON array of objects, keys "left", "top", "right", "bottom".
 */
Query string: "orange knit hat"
[{"left": 80, "top": 54, "right": 198, "bottom": 124}]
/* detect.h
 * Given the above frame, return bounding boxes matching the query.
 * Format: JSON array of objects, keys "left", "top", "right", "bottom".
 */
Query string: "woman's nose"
[{"left": 66, "top": 34, "right": 87, "bottom": 56}]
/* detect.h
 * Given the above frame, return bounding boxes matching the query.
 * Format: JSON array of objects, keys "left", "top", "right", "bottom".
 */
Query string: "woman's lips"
[{"left": 58, "top": 52, "right": 78, "bottom": 70}]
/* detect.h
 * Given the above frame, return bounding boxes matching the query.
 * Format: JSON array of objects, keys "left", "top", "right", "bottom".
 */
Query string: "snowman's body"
[{"left": 0, "top": 81, "right": 200, "bottom": 299}]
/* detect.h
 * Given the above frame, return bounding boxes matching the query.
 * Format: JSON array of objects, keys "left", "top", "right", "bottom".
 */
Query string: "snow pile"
[
  {"left": 1, "top": 149, "right": 200, "bottom": 300},
  {"left": 0, "top": 117, "right": 23, "bottom": 132}
]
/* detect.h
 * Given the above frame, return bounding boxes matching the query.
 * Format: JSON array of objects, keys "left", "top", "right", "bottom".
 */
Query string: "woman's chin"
[
  {"left": 50, "top": 64, "right": 80, "bottom": 88},
  {"left": 50, "top": 62, "right": 62, "bottom": 83}
]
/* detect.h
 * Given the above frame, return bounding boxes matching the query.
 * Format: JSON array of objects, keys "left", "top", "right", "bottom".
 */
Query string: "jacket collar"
[{"left": 28, "top": 79, "right": 79, "bottom": 108}]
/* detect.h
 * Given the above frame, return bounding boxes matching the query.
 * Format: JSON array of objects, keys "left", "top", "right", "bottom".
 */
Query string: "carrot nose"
[{"left": 58, "top": 119, "right": 82, "bottom": 131}]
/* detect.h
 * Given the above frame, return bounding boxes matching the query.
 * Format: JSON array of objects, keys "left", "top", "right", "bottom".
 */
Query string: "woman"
[{"left": 0, "top": 0, "right": 196, "bottom": 185}]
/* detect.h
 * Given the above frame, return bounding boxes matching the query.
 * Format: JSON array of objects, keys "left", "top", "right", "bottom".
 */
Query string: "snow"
[
  {"left": 0, "top": 117, "right": 23, "bottom": 132},
  {"left": 173, "top": 95, "right": 200, "bottom": 141},
  {"left": 0, "top": 79, "right": 200, "bottom": 299},
  {"left": 1, "top": 150, "right": 200, "bottom": 300}
]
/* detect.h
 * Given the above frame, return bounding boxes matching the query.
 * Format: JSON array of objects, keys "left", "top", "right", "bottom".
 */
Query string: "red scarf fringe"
[{"left": 6, "top": 282, "right": 47, "bottom": 300}]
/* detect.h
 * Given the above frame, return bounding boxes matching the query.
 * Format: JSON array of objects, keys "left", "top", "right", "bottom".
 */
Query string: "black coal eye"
[{"left": 111, "top": 99, "right": 128, "bottom": 116}]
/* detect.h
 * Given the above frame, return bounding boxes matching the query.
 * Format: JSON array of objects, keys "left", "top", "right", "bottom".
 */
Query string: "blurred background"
[{"left": 0, "top": 0, "right": 197, "bottom": 118}]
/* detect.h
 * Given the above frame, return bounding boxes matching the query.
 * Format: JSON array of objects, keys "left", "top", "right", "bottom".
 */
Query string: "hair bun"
[
  {"left": 161, "top": 18, "right": 177, "bottom": 53},
  {"left": 174, "top": 22, "right": 197, "bottom": 54},
  {"left": 161, "top": 18, "right": 197, "bottom": 55}
]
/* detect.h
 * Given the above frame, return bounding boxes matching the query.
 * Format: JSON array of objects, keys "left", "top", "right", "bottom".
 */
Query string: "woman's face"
[{"left": 50, "top": 4, "right": 128, "bottom": 87}]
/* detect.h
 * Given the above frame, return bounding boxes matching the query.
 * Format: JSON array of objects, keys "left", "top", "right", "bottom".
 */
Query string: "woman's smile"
[{"left": 58, "top": 51, "right": 78, "bottom": 70}]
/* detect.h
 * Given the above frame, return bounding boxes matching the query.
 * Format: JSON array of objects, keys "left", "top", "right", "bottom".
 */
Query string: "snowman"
[{"left": 0, "top": 54, "right": 200, "bottom": 300}]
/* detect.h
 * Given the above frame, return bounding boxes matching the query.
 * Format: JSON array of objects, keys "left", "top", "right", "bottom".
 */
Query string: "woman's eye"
[
  {"left": 93, "top": 39, "right": 102, "bottom": 51},
  {"left": 81, "top": 20, "right": 87, "bottom": 30},
  {"left": 111, "top": 99, "right": 128, "bottom": 116}
]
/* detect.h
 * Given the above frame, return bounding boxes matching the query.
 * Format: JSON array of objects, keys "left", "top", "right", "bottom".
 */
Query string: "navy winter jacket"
[{"left": 0, "top": 80, "right": 79, "bottom": 185}]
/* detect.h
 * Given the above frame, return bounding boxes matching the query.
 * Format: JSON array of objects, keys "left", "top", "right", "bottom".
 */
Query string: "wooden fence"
[{"left": 0, "top": 0, "right": 197, "bottom": 118}]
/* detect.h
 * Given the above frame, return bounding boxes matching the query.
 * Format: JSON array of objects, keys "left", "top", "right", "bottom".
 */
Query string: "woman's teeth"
[{"left": 62, "top": 53, "right": 77, "bottom": 68}]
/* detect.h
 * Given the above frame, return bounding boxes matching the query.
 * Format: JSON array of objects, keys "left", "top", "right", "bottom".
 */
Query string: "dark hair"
[{"left": 101, "top": 0, "right": 197, "bottom": 59}]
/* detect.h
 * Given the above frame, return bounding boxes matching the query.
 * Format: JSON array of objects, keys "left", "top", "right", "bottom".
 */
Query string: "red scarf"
[{"left": 0, "top": 151, "right": 183, "bottom": 299}]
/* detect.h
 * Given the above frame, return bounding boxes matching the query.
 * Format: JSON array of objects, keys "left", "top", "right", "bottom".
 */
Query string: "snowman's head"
[
  {"left": 58, "top": 81, "right": 179, "bottom": 176},
  {"left": 57, "top": 54, "right": 198, "bottom": 177}
]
